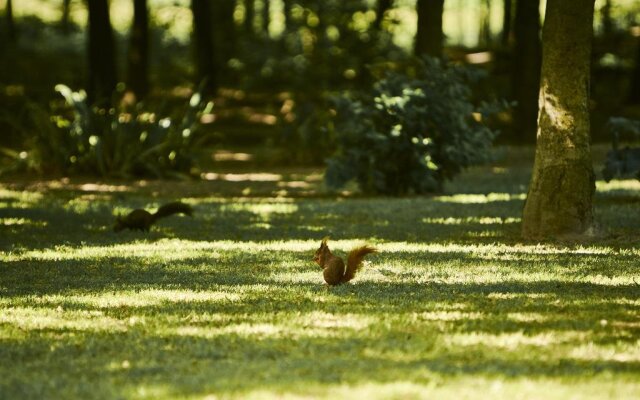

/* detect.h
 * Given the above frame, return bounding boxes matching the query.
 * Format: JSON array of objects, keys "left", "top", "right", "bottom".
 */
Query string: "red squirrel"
[
  {"left": 313, "top": 237, "right": 377, "bottom": 285},
  {"left": 113, "top": 201, "right": 193, "bottom": 232}
]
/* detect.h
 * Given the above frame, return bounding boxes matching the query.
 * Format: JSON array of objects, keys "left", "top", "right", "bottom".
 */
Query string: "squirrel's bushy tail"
[
  {"left": 342, "top": 245, "right": 377, "bottom": 283},
  {"left": 152, "top": 201, "right": 193, "bottom": 222}
]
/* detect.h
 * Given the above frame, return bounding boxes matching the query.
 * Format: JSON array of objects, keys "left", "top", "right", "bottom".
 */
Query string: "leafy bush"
[
  {"left": 2, "top": 85, "right": 213, "bottom": 178},
  {"left": 324, "top": 57, "right": 507, "bottom": 195}
]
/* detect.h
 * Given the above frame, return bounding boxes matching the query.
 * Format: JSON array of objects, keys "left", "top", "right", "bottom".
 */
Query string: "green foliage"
[
  {"left": 6, "top": 85, "right": 213, "bottom": 178},
  {"left": 325, "top": 58, "right": 507, "bottom": 195}
]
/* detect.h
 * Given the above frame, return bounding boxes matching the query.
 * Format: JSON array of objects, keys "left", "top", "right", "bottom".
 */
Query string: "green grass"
[{"left": 1, "top": 147, "right": 639, "bottom": 399}]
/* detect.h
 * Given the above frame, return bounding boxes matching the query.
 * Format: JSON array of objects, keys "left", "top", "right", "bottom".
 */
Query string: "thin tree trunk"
[
  {"left": 6, "top": 0, "right": 15, "bottom": 41},
  {"left": 601, "top": 0, "right": 613, "bottom": 38},
  {"left": 478, "top": 0, "right": 492, "bottom": 48},
  {"left": 522, "top": 0, "right": 596, "bottom": 239},
  {"left": 127, "top": 0, "right": 149, "bottom": 100},
  {"left": 512, "top": 0, "right": 541, "bottom": 143},
  {"left": 415, "top": 0, "right": 445, "bottom": 58},
  {"left": 61, "top": 0, "right": 72, "bottom": 33},
  {"left": 244, "top": 0, "right": 254, "bottom": 35},
  {"left": 501, "top": 0, "right": 512, "bottom": 47},
  {"left": 191, "top": 0, "right": 217, "bottom": 95},
  {"left": 213, "top": 0, "right": 236, "bottom": 79},
  {"left": 375, "top": 0, "right": 393, "bottom": 30},
  {"left": 261, "top": 0, "right": 270, "bottom": 35},
  {"left": 87, "top": 0, "right": 117, "bottom": 105},
  {"left": 282, "top": 0, "right": 292, "bottom": 31}
]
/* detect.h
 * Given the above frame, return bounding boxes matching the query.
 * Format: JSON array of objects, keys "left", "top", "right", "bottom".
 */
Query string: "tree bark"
[
  {"left": 511, "top": 0, "right": 541, "bottom": 143},
  {"left": 87, "top": 0, "right": 117, "bottom": 105},
  {"left": 127, "top": 0, "right": 149, "bottom": 100},
  {"left": 522, "top": 0, "right": 596, "bottom": 239},
  {"left": 191, "top": 0, "right": 217, "bottom": 95},
  {"left": 415, "top": 0, "right": 445, "bottom": 58},
  {"left": 501, "top": 0, "right": 512, "bottom": 47}
]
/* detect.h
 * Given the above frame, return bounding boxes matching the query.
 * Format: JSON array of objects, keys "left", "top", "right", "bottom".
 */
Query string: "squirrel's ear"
[{"left": 321, "top": 236, "right": 330, "bottom": 246}]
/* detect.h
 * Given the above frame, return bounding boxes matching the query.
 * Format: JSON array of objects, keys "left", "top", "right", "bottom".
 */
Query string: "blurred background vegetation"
[{"left": 1, "top": 0, "right": 639, "bottom": 191}]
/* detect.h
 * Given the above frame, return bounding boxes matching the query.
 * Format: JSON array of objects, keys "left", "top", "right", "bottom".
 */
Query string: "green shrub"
[
  {"left": 2, "top": 85, "right": 213, "bottom": 178},
  {"left": 324, "top": 57, "right": 508, "bottom": 195}
]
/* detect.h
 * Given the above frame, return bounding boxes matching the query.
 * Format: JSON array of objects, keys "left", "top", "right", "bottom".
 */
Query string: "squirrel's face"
[{"left": 313, "top": 240, "right": 330, "bottom": 266}]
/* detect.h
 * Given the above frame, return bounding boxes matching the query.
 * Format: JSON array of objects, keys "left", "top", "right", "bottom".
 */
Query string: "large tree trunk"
[
  {"left": 191, "top": 0, "right": 217, "bottom": 95},
  {"left": 500, "top": 0, "right": 511, "bottom": 47},
  {"left": 87, "top": 0, "right": 117, "bottom": 105},
  {"left": 511, "top": 0, "right": 541, "bottom": 143},
  {"left": 522, "top": 0, "right": 596, "bottom": 239},
  {"left": 126, "top": 0, "right": 149, "bottom": 100},
  {"left": 415, "top": 0, "right": 445, "bottom": 58}
]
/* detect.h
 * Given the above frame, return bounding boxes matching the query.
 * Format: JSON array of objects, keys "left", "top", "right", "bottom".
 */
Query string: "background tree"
[
  {"left": 282, "top": 0, "right": 292, "bottom": 31},
  {"left": 5, "top": 0, "right": 15, "bottom": 41},
  {"left": 261, "top": 0, "right": 270, "bottom": 36},
  {"left": 213, "top": 0, "right": 236, "bottom": 82},
  {"left": 512, "top": 0, "right": 541, "bottom": 143},
  {"left": 126, "top": 0, "right": 149, "bottom": 100},
  {"left": 244, "top": 0, "right": 255, "bottom": 35},
  {"left": 415, "top": 0, "right": 445, "bottom": 58},
  {"left": 522, "top": 0, "right": 596, "bottom": 239},
  {"left": 501, "top": 0, "right": 512, "bottom": 47},
  {"left": 374, "top": 0, "right": 393, "bottom": 30},
  {"left": 87, "top": 0, "right": 117, "bottom": 105},
  {"left": 478, "top": 0, "right": 492, "bottom": 48},
  {"left": 191, "top": 0, "right": 217, "bottom": 96},
  {"left": 628, "top": 38, "right": 640, "bottom": 104},
  {"left": 61, "top": 0, "right": 71, "bottom": 33}
]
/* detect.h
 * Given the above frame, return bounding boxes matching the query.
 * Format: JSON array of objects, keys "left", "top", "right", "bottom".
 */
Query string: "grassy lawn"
[{"left": 1, "top": 147, "right": 639, "bottom": 399}]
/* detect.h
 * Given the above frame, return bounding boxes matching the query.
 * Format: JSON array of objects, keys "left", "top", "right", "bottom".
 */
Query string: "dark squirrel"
[
  {"left": 313, "top": 237, "right": 377, "bottom": 285},
  {"left": 113, "top": 201, "right": 193, "bottom": 232}
]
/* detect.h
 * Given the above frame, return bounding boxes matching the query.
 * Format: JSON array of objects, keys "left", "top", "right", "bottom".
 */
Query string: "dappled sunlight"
[
  {"left": 176, "top": 312, "right": 374, "bottom": 340},
  {"left": 0, "top": 217, "right": 48, "bottom": 227},
  {"left": 22, "top": 289, "right": 245, "bottom": 309},
  {"left": 447, "top": 330, "right": 585, "bottom": 350},
  {"left": 201, "top": 172, "right": 283, "bottom": 182},
  {"left": 0, "top": 306, "right": 128, "bottom": 333},
  {"left": 596, "top": 179, "right": 640, "bottom": 192},
  {"left": 422, "top": 216, "right": 521, "bottom": 225},
  {"left": 570, "top": 343, "right": 640, "bottom": 363},
  {"left": 220, "top": 202, "right": 299, "bottom": 215},
  {"left": 0, "top": 188, "right": 44, "bottom": 208},
  {"left": 433, "top": 193, "right": 526, "bottom": 204}
]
